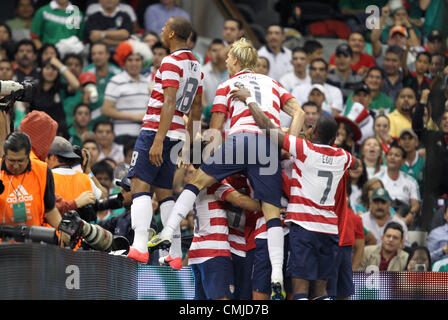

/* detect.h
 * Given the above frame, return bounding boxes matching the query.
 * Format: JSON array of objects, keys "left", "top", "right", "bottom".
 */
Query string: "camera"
[
  {"left": 0, "top": 224, "right": 58, "bottom": 245},
  {"left": 58, "top": 210, "right": 129, "bottom": 254},
  {"left": 78, "top": 193, "right": 124, "bottom": 222}
]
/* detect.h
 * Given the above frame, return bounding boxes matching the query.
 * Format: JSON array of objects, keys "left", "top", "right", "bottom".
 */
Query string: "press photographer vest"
[
  {"left": 52, "top": 168, "right": 93, "bottom": 201},
  {"left": 0, "top": 157, "right": 47, "bottom": 226}
]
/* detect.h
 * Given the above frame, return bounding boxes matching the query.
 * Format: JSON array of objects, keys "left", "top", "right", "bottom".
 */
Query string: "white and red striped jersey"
[
  {"left": 283, "top": 134, "right": 354, "bottom": 235},
  {"left": 188, "top": 182, "right": 235, "bottom": 265},
  {"left": 211, "top": 70, "right": 293, "bottom": 136},
  {"left": 142, "top": 49, "right": 203, "bottom": 141}
]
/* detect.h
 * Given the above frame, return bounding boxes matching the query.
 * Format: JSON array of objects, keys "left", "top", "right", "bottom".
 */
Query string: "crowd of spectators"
[{"left": 0, "top": 0, "right": 447, "bottom": 275}]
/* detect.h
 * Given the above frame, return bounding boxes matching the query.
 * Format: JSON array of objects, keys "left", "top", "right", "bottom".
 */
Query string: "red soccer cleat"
[
  {"left": 159, "top": 255, "right": 182, "bottom": 270},
  {"left": 127, "top": 246, "right": 149, "bottom": 263}
]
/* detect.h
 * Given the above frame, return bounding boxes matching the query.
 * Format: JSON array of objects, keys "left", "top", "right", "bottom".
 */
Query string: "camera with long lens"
[
  {"left": 0, "top": 224, "right": 58, "bottom": 245},
  {"left": 78, "top": 193, "right": 124, "bottom": 223},
  {"left": 58, "top": 210, "right": 129, "bottom": 253}
]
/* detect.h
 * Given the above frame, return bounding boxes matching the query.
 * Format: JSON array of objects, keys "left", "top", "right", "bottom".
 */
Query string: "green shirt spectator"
[
  {"left": 421, "top": 0, "right": 448, "bottom": 38},
  {"left": 345, "top": 90, "right": 395, "bottom": 116},
  {"left": 5, "top": 0, "right": 34, "bottom": 42},
  {"left": 82, "top": 61, "right": 121, "bottom": 126},
  {"left": 30, "top": 0, "right": 85, "bottom": 47}
]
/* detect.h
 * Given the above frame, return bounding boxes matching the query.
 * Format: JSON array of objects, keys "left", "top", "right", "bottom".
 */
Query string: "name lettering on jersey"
[
  {"left": 322, "top": 155, "right": 333, "bottom": 165},
  {"left": 190, "top": 62, "right": 198, "bottom": 72}
]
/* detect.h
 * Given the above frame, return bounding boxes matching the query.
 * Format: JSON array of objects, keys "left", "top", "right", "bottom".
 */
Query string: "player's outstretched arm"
[
  {"left": 149, "top": 86, "right": 178, "bottom": 166},
  {"left": 224, "top": 190, "right": 261, "bottom": 212},
  {"left": 229, "top": 86, "right": 286, "bottom": 146}
]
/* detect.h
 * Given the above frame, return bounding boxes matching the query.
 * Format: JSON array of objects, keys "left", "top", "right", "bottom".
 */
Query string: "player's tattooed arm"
[{"left": 229, "top": 86, "right": 286, "bottom": 146}]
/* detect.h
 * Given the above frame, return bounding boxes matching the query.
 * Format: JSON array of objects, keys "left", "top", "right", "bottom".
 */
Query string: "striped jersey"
[
  {"left": 188, "top": 182, "right": 235, "bottom": 265},
  {"left": 211, "top": 70, "right": 293, "bottom": 135},
  {"left": 142, "top": 49, "right": 203, "bottom": 141},
  {"left": 283, "top": 134, "right": 355, "bottom": 235}
]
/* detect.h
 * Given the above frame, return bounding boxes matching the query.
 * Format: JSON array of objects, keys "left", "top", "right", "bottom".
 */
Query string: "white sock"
[
  {"left": 161, "top": 189, "right": 197, "bottom": 240},
  {"left": 131, "top": 194, "right": 153, "bottom": 253},
  {"left": 267, "top": 226, "right": 284, "bottom": 283},
  {"left": 160, "top": 199, "right": 182, "bottom": 259}
]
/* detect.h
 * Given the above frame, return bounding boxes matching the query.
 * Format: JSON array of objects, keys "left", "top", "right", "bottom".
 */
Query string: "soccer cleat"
[
  {"left": 148, "top": 233, "right": 172, "bottom": 250},
  {"left": 159, "top": 255, "right": 183, "bottom": 270},
  {"left": 127, "top": 246, "right": 149, "bottom": 263},
  {"left": 271, "top": 281, "right": 286, "bottom": 300}
]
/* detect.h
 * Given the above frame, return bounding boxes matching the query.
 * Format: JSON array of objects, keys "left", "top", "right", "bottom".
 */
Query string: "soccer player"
[
  {"left": 189, "top": 178, "right": 260, "bottom": 300},
  {"left": 149, "top": 38, "right": 305, "bottom": 299},
  {"left": 229, "top": 86, "right": 358, "bottom": 300},
  {"left": 126, "top": 15, "right": 203, "bottom": 264}
]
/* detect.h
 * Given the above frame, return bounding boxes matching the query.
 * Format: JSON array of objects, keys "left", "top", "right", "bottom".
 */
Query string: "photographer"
[
  {"left": 46, "top": 136, "right": 96, "bottom": 212},
  {"left": 0, "top": 131, "right": 69, "bottom": 245}
]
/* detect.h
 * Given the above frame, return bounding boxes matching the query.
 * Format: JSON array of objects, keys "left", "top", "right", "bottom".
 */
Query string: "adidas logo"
[{"left": 6, "top": 185, "right": 34, "bottom": 203}]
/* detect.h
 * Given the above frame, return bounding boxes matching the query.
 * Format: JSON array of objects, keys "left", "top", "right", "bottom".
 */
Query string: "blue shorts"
[
  {"left": 127, "top": 130, "right": 183, "bottom": 189},
  {"left": 252, "top": 236, "right": 291, "bottom": 294},
  {"left": 190, "top": 256, "right": 235, "bottom": 300},
  {"left": 288, "top": 223, "right": 339, "bottom": 281},
  {"left": 232, "top": 250, "right": 254, "bottom": 300},
  {"left": 326, "top": 245, "right": 354, "bottom": 298},
  {"left": 200, "top": 132, "right": 282, "bottom": 207}
]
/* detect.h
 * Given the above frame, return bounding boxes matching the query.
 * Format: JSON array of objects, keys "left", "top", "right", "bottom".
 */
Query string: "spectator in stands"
[
  {"left": 61, "top": 53, "right": 85, "bottom": 128},
  {"left": 301, "top": 101, "right": 320, "bottom": 130},
  {"left": 374, "top": 145, "right": 420, "bottom": 227},
  {"left": 254, "top": 56, "right": 269, "bottom": 75},
  {"left": 303, "top": 39, "right": 323, "bottom": 65},
  {"left": 30, "top": 0, "right": 85, "bottom": 50},
  {"left": 92, "top": 159, "right": 114, "bottom": 192},
  {"left": 82, "top": 138, "right": 100, "bottom": 165},
  {"left": 424, "top": 30, "right": 447, "bottom": 56},
  {"left": 374, "top": 114, "right": 393, "bottom": 154},
  {"left": 0, "top": 24, "right": 12, "bottom": 48},
  {"left": 29, "top": 56, "right": 80, "bottom": 137},
  {"left": 85, "top": 0, "right": 139, "bottom": 33},
  {"left": 144, "top": 0, "right": 190, "bottom": 35},
  {"left": 93, "top": 119, "right": 124, "bottom": 163},
  {"left": 346, "top": 67, "right": 395, "bottom": 117},
  {"left": 221, "top": 18, "right": 244, "bottom": 46},
  {"left": 306, "top": 84, "right": 328, "bottom": 116},
  {"left": 292, "top": 58, "right": 343, "bottom": 116},
  {"left": 202, "top": 39, "right": 228, "bottom": 118},
  {"left": 69, "top": 103, "right": 92, "bottom": 147},
  {"left": 142, "top": 31, "right": 160, "bottom": 50},
  {"left": 382, "top": 45, "right": 405, "bottom": 101},
  {"left": 334, "top": 116, "right": 361, "bottom": 154},
  {"left": 361, "top": 136, "right": 383, "bottom": 179},
  {"left": 85, "top": 0, "right": 133, "bottom": 52},
  {"left": 356, "top": 177, "right": 384, "bottom": 215},
  {"left": 279, "top": 47, "right": 310, "bottom": 93},
  {"left": 12, "top": 39, "right": 39, "bottom": 84},
  {"left": 421, "top": 0, "right": 447, "bottom": 39},
  {"left": 327, "top": 43, "right": 363, "bottom": 103},
  {"left": 398, "top": 128, "right": 425, "bottom": 192},
  {"left": 379, "top": 4, "right": 422, "bottom": 46},
  {"left": 403, "top": 51, "right": 432, "bottom": 101},
  {"left": 349, "top": 158, "right": 368, "bottom": 212},
  {"left": 427, "top": 205, "right": 448, "bottom": 264},
  {"left": 0, "top": 60, "right": 13, "bottom": 81},
  {"left": 358, "top": 221, "right": 409, "bottom": 271},
  {"left": 387, "top": 87, "right": 417, "bottom": 139},
  {"left": 187, "top": 29, "right": 203, "bottom": 65},
  {"left": 5, "top": 0, "right": 35, "bottom": 42},
  {"left": 429, "top": 53, "right": 446, "bottom": 80},
  {"left": 38, "top": 43, "right": 60, "bottom": 69},
  {"left": 102, "top": 40, "right": 152, "bottom": 144},
  {"left": 257, "top": 24, "right": 293, "bottom": 82},
  {"left": 83, "top": 42, "right": 122, "bottom": 124},
  {"left": 329, "top": 32, "right": 376, "bottom": 76},
  {"left": 406, "top": 246, "right": 432, "bottom": 271},
  {"left": 144, "top": 41, "right": 168, "bottom": 91}
]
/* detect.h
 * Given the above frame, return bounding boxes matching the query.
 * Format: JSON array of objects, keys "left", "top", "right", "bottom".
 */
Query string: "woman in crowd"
[
  {"left": 361, "top": 136, "right": 383, "bottom": 179},
  {"left": 374, "top": 113, "right": 393, "bottom": 154}
]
